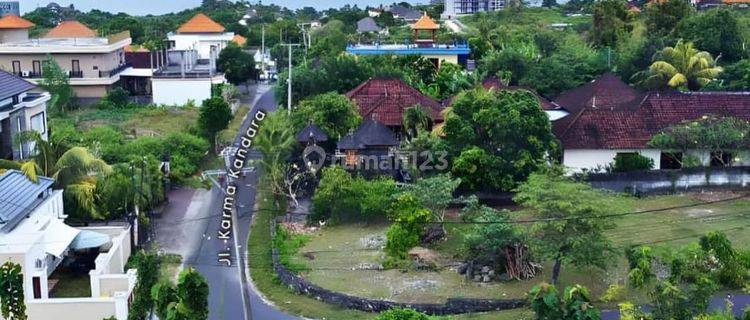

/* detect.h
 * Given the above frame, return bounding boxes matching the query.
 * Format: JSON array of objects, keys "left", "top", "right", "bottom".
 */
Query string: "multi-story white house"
[
  {"left": 0, "top": 69, "right": 49, "bottom": 160},
  {"left": 0, "top": 170, "right": 136, "bottom": 320},
  {"left": 152, "top": 13, "right": 229, "bottom": 106},
  {"left": 0, "top": 15, "right": 132, "bottom": 101},
  {"left": 166, "top": 13, "right": 234, "bottom": 60}
]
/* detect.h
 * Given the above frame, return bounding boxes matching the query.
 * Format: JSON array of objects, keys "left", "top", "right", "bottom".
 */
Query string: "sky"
[{"left": 17, "top": 0, "right": 415, "bottom": 15}]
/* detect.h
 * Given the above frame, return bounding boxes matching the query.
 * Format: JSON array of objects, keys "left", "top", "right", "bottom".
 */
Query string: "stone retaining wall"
[{"left": 269, "top": 218, "right": 528, "bottom": 315}]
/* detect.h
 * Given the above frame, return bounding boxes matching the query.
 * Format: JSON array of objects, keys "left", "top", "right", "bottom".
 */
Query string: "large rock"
[{"left": 408, "top": 247, "right": 440, "bottom": 269}]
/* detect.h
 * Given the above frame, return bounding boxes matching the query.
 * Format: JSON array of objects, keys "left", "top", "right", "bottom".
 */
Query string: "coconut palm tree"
[
  {"left": 638, "top": 40, "right": 723, "bottom": 91},
  {"left": 16, "top": 131, "right": 111, "bottom": 219},
  {"left": 402, "top": 105, "right": 432, "bottom": 140}
]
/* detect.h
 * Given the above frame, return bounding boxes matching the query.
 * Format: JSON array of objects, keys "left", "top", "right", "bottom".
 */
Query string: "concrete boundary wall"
[
  {"left": 268, "top": 218, "right": 527, "bottom": 315},
  {"left": 586, "top": 166, "right": 750, "bottom": 195}
]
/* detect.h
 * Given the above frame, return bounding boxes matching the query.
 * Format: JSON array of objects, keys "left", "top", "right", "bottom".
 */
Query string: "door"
[
  {"left": 32, "top": 60, "right": 41, "bottom": 77},
  {"left": 32, "top": 276, "right": 41, "bottom": 299},
  {"left": 71, "top": 60, "right": 80, "bottom": 77},
  {"left": 11, "top": 61, "right": 20, "bottom": 75}
]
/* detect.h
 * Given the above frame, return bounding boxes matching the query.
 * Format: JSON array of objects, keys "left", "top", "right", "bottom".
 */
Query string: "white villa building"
[
  {"left": 152, "top": 13, "right": 229, "bottom": 106},
  {"left": 166, "top": 13, "right": 234, "bottom": 60},
  {"left": 0, "top": 170, "right": 136, "bottom": 320}
]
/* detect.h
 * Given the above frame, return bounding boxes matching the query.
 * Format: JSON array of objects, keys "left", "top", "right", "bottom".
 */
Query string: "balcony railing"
[
  {"left": 68, "top": 70, "right": 83, "bottom": 78},
  {"left": 98, "top": 63, "right": 131, "bottom": 78},
  {"left": 19, "top": 71, "right": 43, "bottom": 78}
]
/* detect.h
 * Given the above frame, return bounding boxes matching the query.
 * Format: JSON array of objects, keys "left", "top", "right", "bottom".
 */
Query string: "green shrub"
[
  {"left": 612, "top": 153, "right": 654, "bottom": 172},
  {"left": 311, "top": 167, "right": 398, "bottom": 223},
  {"left": 104, "top": 87, "right": 130, "bottom": 108},
  {"left": 385, "top": 223, "right": 420, "bottom": 260},
  {"left": 375, "top": 308, "right": 431, "bottom": 320},
  {"left": 273, "top": 226, "right": 311, "bottom": 272}
]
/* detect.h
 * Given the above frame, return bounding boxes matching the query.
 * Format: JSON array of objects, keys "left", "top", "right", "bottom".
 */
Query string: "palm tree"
[
  {"left": 16, "top": 131, "right": 111, "bottom": 219},
  {"left": 402, "top": 105, "right": 432, "bottom": 140},
  {"left": 638, "top": 40, "right": 723, "bottom": 91},
  {"left": 254, "top": 111, "right": 296, "bottom": 208}
]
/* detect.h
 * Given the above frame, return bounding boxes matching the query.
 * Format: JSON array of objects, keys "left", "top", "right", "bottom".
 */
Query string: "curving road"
[{"left": 155, "top": 85, "right": 300, "bottom": 320}]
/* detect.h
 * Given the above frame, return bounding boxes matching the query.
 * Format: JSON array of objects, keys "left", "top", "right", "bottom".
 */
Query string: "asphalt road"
[{"left": 156, "top": 86, "right": 299, "bottom": 320}]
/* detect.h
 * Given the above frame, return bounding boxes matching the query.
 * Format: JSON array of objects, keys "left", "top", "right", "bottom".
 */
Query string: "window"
[
  {"left": 660, "top": 152, "right": 682, "bottom": 170},
  {"left": 30, "top": 112, "right": 45, "bottom": 134},
  {"left": 71, "top": 60, "right": 80, "bottom": 72},
  {"left": 32, "top": 60, "right": 41, "bottom": 77},
  {"left": 345, "top": 150, "right": 358, "bottom": 166},
  {"left": 11, "top": 60, "right": 20, "bottom": 75}
]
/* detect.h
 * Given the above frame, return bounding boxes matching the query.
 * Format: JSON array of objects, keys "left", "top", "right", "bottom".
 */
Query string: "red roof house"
[
  {"left": 346, "top": 78, "right": 444, "bottom": 127},
  {"left": 553, "top": 74, "right": 750, "bottom": 150}
]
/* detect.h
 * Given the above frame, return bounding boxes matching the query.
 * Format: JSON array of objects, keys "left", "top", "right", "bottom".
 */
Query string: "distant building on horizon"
[
  {"left": 0, "top": 1, "right": 19, "bottom": 16},
  {"left": 442, "top": 0, "right": 505, "bottom": 19}
]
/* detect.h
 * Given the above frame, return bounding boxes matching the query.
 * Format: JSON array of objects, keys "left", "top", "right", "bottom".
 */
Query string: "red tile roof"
[
  {"left": 45, "top": 20, "right": 96, "bottom": 38},
  {"left": 346, "top": 78, "right": 444, "bottom": 127},
  {"left": 556, "top": 90, "right": 750, "bottom": 149},
  {"left": 0, "top": 15, "right": 35, "bottom": 29},
  {"left": 177, "top": 13, "right": 226, "bottom": 33},
  {"left": 482, "top": 78, "right": 562, "bottom": 111}
]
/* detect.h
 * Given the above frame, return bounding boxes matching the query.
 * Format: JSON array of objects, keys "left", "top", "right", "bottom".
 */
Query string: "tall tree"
[
  {"left": 198, "top": 97, "right": 233, "bottom": 150},
  {"left": 173, "top": 268, "right": 209, "bottom": 320},
  {"left": 644, "top": 0, "right": 693, "bottom": 36},
  {"left": 674, "top": 8, "right": 745, "bottom": 62},
  {"left": 591, "top": 0, "right": 632, "bottom": 48},
  {"left": 40, "top": 56, "right": 75, "bottom": 113},
  {"left": 0, "top": 262, "right": 26, "bottom": 320},
  {"left": 254, "top": 111, "right": 296, "bottom": 207},
  {"left": 128, "top": 250, "right": 160, "bottom": 320},
  {"left": 217, "top": 43, "right": 258, "bottom": 88},
  {"left": 514, "top": 171, "right": 618, "bottom": 284},
  {"left": 638, "top": 40, "right": 722, "bottom": 91},
  {"left": 293, "top": 92, "right": 361, "bottom": 140},
  {"left": 444, "top": 88, "right": 556, "bottom": 191}
]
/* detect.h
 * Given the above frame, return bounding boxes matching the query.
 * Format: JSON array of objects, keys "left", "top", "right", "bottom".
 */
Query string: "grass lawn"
[
  {"left": 218, "top": 104, "right": 250, "bottom": 146},
  {"left": 49, "top": 270, "right": 91, "bottom": 298},
  {"left": 55, "top": 105, "right": 199, "bottom": 137}
]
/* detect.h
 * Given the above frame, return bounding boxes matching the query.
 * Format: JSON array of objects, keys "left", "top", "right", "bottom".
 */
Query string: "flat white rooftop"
[{"left": 0, "top": 37, "right": 109, "bottom": 47}]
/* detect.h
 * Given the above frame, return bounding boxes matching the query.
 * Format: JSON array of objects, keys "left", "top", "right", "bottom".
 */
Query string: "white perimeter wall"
[
  {"left": 152, "top": 78, "right": 212, "bottom": 106},
  {"left": 563, "top": 149, "right": 662, "bottom": 172}
]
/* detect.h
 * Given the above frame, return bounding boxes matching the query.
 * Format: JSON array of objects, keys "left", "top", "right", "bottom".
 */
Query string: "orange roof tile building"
[
  {"left": 44, "top": 20, "right": 96, "bottom": 38},
  {"left": 177, "top": 13, "right": 226, "bottom": 33},
  {"left": 167, "top": 13, "right": 234, "bottom": 60},
  {"left": 0, "top": 15, "right": 35, "bottom": 29},
  {"left": 231, "top": 34, "right": 247, "bottom": 47}
]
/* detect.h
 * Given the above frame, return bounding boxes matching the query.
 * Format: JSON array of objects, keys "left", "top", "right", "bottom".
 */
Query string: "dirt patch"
[
  {"left": 686, "top": 208, "right": 715, "bottom": 218},
  {"left": 690, "top": 191, "right": 745, "bottom": 202}
]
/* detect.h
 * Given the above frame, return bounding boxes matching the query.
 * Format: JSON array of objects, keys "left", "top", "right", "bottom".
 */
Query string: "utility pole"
[
  {"left": 261, "top": 24, "right": 266, "bottom": 80},
  {"left": 280, "top": 43, "right": 300, "bottom": 114}
]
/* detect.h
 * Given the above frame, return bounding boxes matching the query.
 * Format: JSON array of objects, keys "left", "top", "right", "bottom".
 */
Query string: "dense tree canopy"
[{"left": 444, "top": 88, "right": 557, "bottom": 191}]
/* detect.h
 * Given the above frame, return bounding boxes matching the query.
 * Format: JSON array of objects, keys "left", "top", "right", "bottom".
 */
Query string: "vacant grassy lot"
[
  {"left": 59, "top": 105, "right": 199, "bottom": 136},
  {"left": 284, "top": 191, "right": 750, "bottom": 308},
  {"left": 248, "top": 190, "right": 539, "bottom": 319}
]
